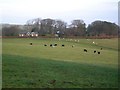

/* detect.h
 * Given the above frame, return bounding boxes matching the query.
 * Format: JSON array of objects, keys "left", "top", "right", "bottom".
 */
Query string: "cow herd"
[
  {"left": 84, "top": 48, "right": 102, "bottom": 54},
  {"left": 44, "top": 44, "right": 65, "bottom": 47},
  {"left": 29, "top": 42, "right": 103, "bottom": 54},
  {"left": 44, "top": 44, "right": 75, "bottom": 48},
  {"left": 30, "top": 42, "right": 65, "bottom": 47}
]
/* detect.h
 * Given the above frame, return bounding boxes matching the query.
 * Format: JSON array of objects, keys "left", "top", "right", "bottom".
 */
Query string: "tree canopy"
[
  {"left": 2, "top": 18, "right": 119, "bottom": 38},
  {"left": 87, "top": 20, "right": 119, "bottom": 37}
]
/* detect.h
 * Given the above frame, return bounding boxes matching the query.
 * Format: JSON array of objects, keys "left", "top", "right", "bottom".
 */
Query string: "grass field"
[{"left": 2, "top": 38, "right": 118, "bottom": 88}]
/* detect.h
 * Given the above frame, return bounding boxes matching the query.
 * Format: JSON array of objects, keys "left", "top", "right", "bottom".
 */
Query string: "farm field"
[{"left": 2, "top": 38, "right": 118, "bottom": 88}]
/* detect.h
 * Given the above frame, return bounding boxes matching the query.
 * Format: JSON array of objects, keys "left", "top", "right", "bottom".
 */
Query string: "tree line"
[{"left": 2, "top": 18, "right": 120, "bottom": 38}]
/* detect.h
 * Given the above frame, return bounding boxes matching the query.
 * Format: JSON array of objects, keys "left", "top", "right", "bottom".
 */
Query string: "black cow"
[
  {"left": 54, "top": 44, "right": 57, "bottom": 46},
  {"left": 30, "top": 42, "right": 32, "bottom": 45},
  {"left": 94, "top": 50, "right": 96, "bottom": 53},
  {"left": 50, "top": 44, "right": 53, "bottom": 47},
  {"left": 84, "top": 49, "right": 87, "bottom": 52},
  {"left": 98, "top": 51, "right": 100, "bottom": 54},
  {"left": 62, "top": 44, "right": 65, "bottom": 47},
  {"left": 44, "top": 44, "right": 47, "bottom": 46}
]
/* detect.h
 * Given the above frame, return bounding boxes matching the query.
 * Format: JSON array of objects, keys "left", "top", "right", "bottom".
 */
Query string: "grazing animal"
[
  {"left": 62, "top": 44, "right": 65, "bottom": 47},
  {"left": 30, "top": 42, "right": 32, "bottom": 45},
  {"left": 98, "top": 51, "right": 100, "bottom": 54},
  {"left": 101, "top": 48, "right": 102, "bottom": 50},
  {"left": 94, "top": 50, "right": 96, "bottom": 53},
  {"left": 44, "top": 44, "right": 47, "bottom": 46},
  {"left": 54, "top": 44, "right": 57, "bottom": 46},
  {"left": 84, "top": 49, "right": 87, "bottom": 52},
  {"left": 50, "top": 44, "right": 53, "bottom": 47},
  {"left": 72, "top": 45, "right": 75, "bottom": 48}
]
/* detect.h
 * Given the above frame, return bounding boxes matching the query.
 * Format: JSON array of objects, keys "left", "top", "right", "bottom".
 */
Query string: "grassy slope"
[{"left": 2, "top": 38, "right": 118, "bottom": 88}]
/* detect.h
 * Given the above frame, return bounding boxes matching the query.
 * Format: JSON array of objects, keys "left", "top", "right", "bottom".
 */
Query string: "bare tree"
[
  {"left": 40, "top": 18, "right": 55, "bottom": 35},
  {"left": 54, "top": 20, "right": 67, "bottom": 37},
  {"left": 26, "top": 18, "right": 41, "bottom": 33}
]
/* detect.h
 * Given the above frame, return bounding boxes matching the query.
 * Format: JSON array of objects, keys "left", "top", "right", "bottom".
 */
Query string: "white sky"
[{"left": 0, "top": 0, "right": 119, "bottom": 25}]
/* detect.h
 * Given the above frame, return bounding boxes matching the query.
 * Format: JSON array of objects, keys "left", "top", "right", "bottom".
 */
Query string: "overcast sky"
[{"left": 0, "top": 0, "right": 119, "bottom": 25}]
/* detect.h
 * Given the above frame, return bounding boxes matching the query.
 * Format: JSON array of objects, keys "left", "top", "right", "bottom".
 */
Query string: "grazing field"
[{"left": 2, "top": 38, "right": 118, "bottom": 88}]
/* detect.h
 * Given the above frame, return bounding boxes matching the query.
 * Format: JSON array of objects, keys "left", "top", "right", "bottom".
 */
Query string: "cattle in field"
[
  {"left": 62, "top": 44, "right": 65, "bottom": 47},
  {"left": 44, "top": 44, "right": 47, "bottom": 46},
  {"left": 72, "top": 45, "right": 75, "bottom": 48},
  {"left": 54, "top": 44, "right": 57, "bottom": 46},
  {"left": 50, "top": 44, "right": 53, "bottom": 47},
  {"left": 94, "top": 50, "right": 96, "bottom": 53},
  {"left": 30, "top": 42, "right": 32, "bottom": 45},
  {"left": 98, "top": 51, "right": 100, "bottom": 54},
  {"left": 84, "top": 49, "right": 87, "bottom": 52}
]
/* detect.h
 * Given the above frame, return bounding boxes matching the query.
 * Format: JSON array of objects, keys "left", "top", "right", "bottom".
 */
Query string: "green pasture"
[{"left": 2, "top": 38, "right": 118, "bottom": 88}]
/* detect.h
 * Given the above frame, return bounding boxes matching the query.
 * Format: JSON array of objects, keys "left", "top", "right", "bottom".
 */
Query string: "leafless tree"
[
  {"left": 54, "top": 20, "right": 67, "bottom": 36},
  {"left": 26, "top": 18, "right": 41, "bottom": 33},
  {"left": 40, "top": 18, "right": 55, "bottom": 35}
]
